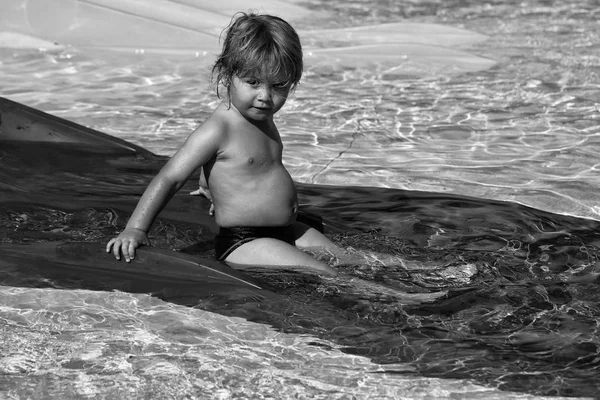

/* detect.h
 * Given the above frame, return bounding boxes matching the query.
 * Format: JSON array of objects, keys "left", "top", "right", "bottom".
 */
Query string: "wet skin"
[{"left": 107, "top": 75, "right": 340, "bottom": 275}]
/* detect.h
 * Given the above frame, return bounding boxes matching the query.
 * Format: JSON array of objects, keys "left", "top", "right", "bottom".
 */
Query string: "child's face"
[{"left": 229, "top": 74, "right": 291, "bottom": 122}]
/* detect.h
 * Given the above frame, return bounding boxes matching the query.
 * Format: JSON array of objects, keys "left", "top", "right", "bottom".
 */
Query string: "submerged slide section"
[{"left": 0, "top": 241, "right": 262, "bottom": 296}]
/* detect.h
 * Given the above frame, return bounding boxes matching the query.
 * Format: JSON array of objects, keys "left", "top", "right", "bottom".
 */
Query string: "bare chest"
[{"left": 222, "top": 129, "right": 283, "bottom": 168}]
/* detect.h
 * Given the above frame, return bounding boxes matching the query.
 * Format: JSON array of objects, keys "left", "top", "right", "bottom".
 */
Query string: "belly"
[{"left": 210, "top": 166, "right": 299, "bottom": 227}]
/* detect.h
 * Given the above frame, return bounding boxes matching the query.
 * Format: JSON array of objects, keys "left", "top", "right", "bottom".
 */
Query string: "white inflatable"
[{"left": 0, "top": 0, "right": 495, "bottom": 74}]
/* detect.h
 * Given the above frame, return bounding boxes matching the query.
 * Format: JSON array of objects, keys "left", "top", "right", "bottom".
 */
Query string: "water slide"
[
  {"left": 0, "top": 0, "right": 496, "bottom": 74},
  {"left": 0, "top": 96, "right": 336, "bottom": 297},
  {"left": 0, "top": 96, "right": 265, "bottom": 294}
]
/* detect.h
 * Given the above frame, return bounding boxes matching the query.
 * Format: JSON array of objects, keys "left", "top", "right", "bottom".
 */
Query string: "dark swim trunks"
[{"left": 214, "top": 225, "right": 296, "bottom": 261}]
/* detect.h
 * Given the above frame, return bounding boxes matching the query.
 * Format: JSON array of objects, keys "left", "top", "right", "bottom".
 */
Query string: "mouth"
[{"left": 252, "top": 107, "right": 273, "bottom": 115}]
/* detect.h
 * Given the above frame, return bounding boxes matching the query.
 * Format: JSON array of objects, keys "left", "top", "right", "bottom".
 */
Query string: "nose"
[{"left": 257, "top": 85, "right": 272, "bottom": 102}]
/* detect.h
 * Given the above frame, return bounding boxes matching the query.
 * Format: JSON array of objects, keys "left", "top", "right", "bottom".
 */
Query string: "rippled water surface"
[
  {"left": 2, "top": 0, "right": 599, "bottom": 219},
  {"left": 1, "top": 0, "right": 600, "bottom": 399}
]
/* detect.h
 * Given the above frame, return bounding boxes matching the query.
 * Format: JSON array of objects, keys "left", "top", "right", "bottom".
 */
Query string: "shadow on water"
[{"left": 1, "top": 102, "right": 599, "bottom": 398}]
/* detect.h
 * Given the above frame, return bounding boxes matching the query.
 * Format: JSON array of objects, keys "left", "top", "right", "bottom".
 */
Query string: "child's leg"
[
  {"left": 223, "top": 237, "right": 337, "bottom": 276},
  {"left": 292, "top": 221, "right": 364, "bottom": 265},
  {"left": 292, "top": 221, "right": 337, "bottom": 248}
]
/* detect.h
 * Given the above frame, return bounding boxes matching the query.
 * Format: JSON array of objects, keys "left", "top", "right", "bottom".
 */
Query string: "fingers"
[
  {"left": 106, "top": 238, "right": 141, "bottom": 262},
  {"left": 115, "top": 239, "right": 125, "bottom": 261},
  {"left": 122, "top": 241, "right": 132, "bottom": 262},
  {"left": 107, "top": 238, "right": 126, "bottom": 260},
  {"left": 106, "top": 238, "right": 116, "bottom": 253},
  {"left": 121, "top": 239, "right": 142, "bottom": 262},
  {"left": 128, "top": 241, "right": 137, "bottom": 260}
]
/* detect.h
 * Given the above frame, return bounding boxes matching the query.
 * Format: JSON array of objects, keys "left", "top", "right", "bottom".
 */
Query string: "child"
[{"left": 106, "top": 12, "right": 342, "bottom": 276}]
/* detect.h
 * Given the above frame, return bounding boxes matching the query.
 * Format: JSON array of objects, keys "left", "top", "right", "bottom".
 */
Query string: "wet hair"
[{"left": 211, "top": 12, "right": 303, "bottom": 99}]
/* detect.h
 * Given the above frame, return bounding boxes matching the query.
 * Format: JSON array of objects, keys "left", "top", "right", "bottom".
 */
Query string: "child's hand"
[
  {"left": 106, "top": 228, "right": 150, "bottom": 262},
  {"left": 190, "top": 186, "right": 215, "bottom": 216}
]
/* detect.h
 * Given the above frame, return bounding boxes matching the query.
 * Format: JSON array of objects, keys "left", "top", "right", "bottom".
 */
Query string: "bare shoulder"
[
  {"left": 186, "top": 106, "right": 231, "bottom": 147},
  {"left": 159, "top": 105, "right": 236, "bottom": 180}
]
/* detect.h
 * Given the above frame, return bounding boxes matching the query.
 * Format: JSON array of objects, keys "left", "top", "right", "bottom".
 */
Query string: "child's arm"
[{"left": 106, "top": 123, "right": 222, "bottom": 261}]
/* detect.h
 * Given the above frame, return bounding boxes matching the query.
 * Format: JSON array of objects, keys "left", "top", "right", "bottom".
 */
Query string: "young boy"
[{"left": 106, "top": 12, "right": 340, "bottom": 276}]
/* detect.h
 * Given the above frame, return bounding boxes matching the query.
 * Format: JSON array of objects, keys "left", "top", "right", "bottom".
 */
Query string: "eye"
[
  {"left": 273, "top": 81, "right": 290, "bottom": 90},
  {"left": 244, "top": 78, "right": 261, "bottom": 87}
]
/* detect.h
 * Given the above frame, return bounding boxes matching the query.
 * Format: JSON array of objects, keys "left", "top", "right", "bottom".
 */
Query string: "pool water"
[{"left": 1, "top": 0, "right": 600, "bottom": 399}]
